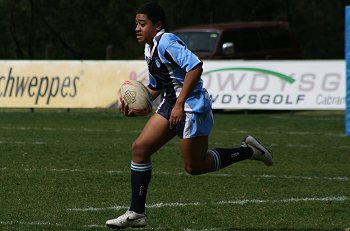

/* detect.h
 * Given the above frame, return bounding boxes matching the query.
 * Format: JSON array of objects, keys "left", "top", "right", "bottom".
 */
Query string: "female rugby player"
[{"left": 106, "top": 2, "right": 272, "bottom": 229}]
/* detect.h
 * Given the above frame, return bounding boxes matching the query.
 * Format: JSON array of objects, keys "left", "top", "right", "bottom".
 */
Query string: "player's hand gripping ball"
[{"left": 119, "top": 80, "right": 153, "bottom": 116}]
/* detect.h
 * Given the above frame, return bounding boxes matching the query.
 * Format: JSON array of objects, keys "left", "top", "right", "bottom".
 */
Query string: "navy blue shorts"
[{"left": 156, "top": 100, "right": 213, "bottom": 139}]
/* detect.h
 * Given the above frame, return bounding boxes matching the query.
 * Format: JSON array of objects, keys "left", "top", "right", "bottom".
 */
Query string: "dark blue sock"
[
  {"left": 129, "top": 161, "right": 152, "bottom": 214},
  {"left": 209, "top": 147, "right": 253, "bottom": 171}
]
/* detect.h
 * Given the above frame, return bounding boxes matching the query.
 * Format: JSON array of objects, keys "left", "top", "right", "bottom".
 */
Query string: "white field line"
[
  {"left": 269, "top": 115, "right": 343, "bottom": 121},
  {"left": 339, "top": 146, "right": 350, "bottom": 149},
  {"left": 0, "top": 221, "right": 65, "bottom": 227},
  {"left": 0, "top": 126, "right": 123, "bottom": 133},
  {"left": 1, "top": 167, "right": 348, "bottom": 181},
  {"left": 0, "top": 140, "right": 46, "bottom": 145},
  {"left": 2, "top": 141, "right": 349, "bottom": 150},
  {"left": 0, "top": 125, "right": 347, "bottom": 137},
  {"left": 66, "top": 196, "right": 348, "bottom": 212},
  {"left": 0, "top": 220, "right": 106, "bottom": 229},
  {"left": 184, "top": 229, "right": 230, "bottom": 231},
  {"left": 0, "top": 220, "right": 232, "bottom": 231},
  {"left": 217, "top": 129, "right": 346, "bottom": 137},
  {"left": 285, "top": 144, "right": 314, "bottom": 148},
  {"left": 0, "top": 220, "right": 168, "bottom": 229},
  {"left": 184, "top": 228, "right": 242, "bottom": 231},
  {"left": 1, "top": 138, "right": 348, "bottom": 150},
  {"left": 4, "top": 141, "right": 348, "bottom": 151}
]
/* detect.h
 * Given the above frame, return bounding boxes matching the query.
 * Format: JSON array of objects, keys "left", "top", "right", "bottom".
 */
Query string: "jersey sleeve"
[{"left": 158, "top": 34, "right": 202, "bottom": 72}]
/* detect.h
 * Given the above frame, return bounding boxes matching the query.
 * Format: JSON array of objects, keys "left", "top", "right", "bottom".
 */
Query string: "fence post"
[
  {"left": 106, "top": 45, "right": 114, "bottom": 60},
  {"left": 45, "top": 44, "right": 53, "bottom": 60}
]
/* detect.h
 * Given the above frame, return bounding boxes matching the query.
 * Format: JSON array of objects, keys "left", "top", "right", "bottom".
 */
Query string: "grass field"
[{"left": 0, "top": 109, "right": 349, "bottom": 231}]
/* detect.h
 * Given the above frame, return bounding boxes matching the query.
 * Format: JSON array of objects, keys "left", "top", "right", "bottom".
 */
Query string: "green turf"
[{"left": 0, "top": 109, "right": 349, "bottom": 231}]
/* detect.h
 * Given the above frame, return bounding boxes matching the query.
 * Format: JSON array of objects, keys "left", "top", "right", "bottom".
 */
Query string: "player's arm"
[
  {"left": 146, "top": 86, "right": 161, "bottom": 100},
  {"left": 176, "top": 63, "right": 202, "bottom": 106},
  {"left": 169, "top": 63, "right": 203, "bottom": 128}
]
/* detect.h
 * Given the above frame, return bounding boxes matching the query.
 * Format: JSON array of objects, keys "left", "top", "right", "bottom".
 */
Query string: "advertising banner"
[
  {"left": 0, "top": 61, "right": 147, "bottom": 108},
  {"left": 202, "top": 60, "right": 345, "bottom": 110},
  {"left": 0, "top": 60, "right": 346, "bottom": 110}
]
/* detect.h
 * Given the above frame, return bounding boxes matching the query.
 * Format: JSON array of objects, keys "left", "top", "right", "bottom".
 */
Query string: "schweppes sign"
[
  {"left": 1, "top": 67, "right": 79, "bottom": 105},
  {"left": 0, "top": 61, "right": 147, "bottom": 108}
]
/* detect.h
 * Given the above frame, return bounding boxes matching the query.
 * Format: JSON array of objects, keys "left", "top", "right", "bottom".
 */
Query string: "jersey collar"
[{"left": 145, "top": 29, "right": 165, "bottom": 59}]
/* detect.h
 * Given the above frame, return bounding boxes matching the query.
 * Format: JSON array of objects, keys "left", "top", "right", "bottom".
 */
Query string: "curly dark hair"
[{"left": 136, "top": 2, "right": 167, "bottom": 30}]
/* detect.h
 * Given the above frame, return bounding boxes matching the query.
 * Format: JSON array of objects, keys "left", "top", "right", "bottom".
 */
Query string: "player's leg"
[
  {"left": 178, "top": 136, "right": 254, "bottom": 175},
  {"left": 178, "top": 111, "right": 272, "bottom": 175},
  {"left": 179, "top": 136, "right": 272, "bottom": 175},
  {"left": 129, "top": 113, "right": 175, "bottom": 213},
  {"left": 106, "top": 113, "right": 175, "bottom": 229},
  {"left": 131, "top": 113, "right": 175, "bottom": 163},
  {"left": 178, "top": 136, "right": 212, "bottom": 175}
]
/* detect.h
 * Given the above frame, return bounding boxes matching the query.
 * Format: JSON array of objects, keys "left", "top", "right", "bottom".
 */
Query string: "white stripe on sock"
[{"left": 131, "top": 161, "right": 152, "bottom": 172}]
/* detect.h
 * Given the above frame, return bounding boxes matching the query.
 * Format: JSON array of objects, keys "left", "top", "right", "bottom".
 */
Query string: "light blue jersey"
[{"left": 145, "top": 30, "right": 212, "bottom": 113}]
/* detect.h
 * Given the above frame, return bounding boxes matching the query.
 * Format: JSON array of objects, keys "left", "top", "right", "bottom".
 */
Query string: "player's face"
[{"left": 135, "top": 14, "right": 160, "bottom": 45}]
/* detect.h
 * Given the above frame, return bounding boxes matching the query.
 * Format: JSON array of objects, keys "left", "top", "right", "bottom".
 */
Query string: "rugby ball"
[{"left": 119, "top": 80, "right": 153, "bottom": 116}]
